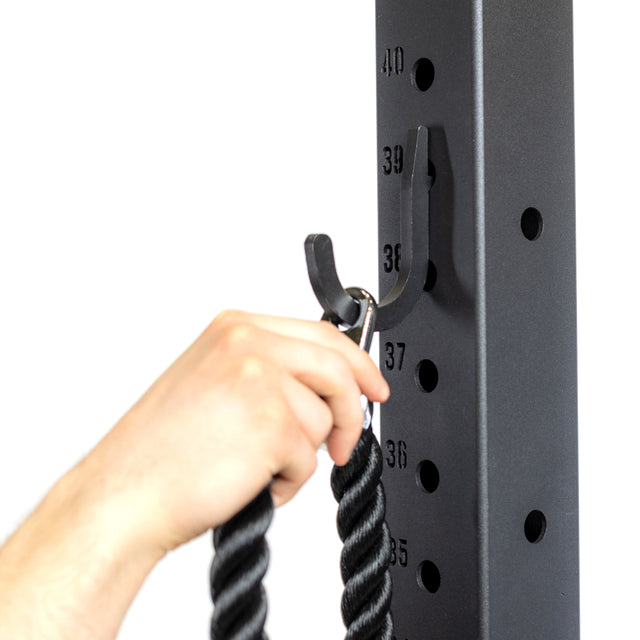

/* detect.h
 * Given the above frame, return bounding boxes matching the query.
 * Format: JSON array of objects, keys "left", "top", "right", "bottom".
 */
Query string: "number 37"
[{"left": 384, "top": 341, "right": 405, "bottom": 371}]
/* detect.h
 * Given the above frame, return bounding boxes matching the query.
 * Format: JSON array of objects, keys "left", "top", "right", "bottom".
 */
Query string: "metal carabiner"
[
  {"left": 322, "top": 287, "right": 377, "bottom": 353},
  {"left": 320, "top": 286, "right": 377, "bottom": 433}
]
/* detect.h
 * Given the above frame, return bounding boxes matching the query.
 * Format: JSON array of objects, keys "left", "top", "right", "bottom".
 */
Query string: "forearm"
[{"left": 0, "top": 460, "right": 165, "bottom": 639}]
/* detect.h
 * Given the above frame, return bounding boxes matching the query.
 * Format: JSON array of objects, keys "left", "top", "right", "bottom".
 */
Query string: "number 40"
[{"left": 381, "top": 47, "right": 404, "bottom": 76}]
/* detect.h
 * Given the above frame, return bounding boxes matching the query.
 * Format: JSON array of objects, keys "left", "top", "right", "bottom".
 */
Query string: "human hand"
[{"left": 74, "top": 309, "right": 390, "bottom": 558}]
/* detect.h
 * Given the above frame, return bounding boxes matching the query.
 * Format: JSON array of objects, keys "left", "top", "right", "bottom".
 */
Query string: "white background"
[{"left": 0, "top": 2, "right": 638, "bottom": 638}]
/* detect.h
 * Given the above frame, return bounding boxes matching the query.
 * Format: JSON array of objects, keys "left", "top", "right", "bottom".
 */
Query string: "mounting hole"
[
  {"left": 521, "top": 207, "right": 543, "bottom": 241},
  {"left": 424, "top": 260, "right": 437, "bottom": 292},
  {"left": 416, "top": 359, "right": 438, "bottom": 393},
  {"left": 412, "top": 58, "right": 435, "bottom": 92},
  {"left": 416, "top": 460, "right": 440, "bottom": 493},
  {"left": 417, "top": 560, "right": 441, "bottom": 593},
  {"left": 524, "top": 510, "right": 547, "bottom": 543}
]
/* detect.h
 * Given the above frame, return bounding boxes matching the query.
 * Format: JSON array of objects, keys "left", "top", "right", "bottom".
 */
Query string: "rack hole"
[
  {"left": 417, "top": 560, "right": 441, "bottom": 593},
  {"left": 416, "top": 359, "right": 438, "bottom": 393},
  {"left": 524, "top": 510, "right": 547, "bottom": 543},
  {"left": 427, "top": 160, "right": 436, "bottom": 187},
  {"left": 424, "top": 260, "right": 437, "bottom": 292},
  {"left": 416, "top": 460, "right": 440, "bottom": 493},
  {"left": 412, "top": 58, "right": 435, "bottom": 92},
  {"left": 521, "top": 207, "right": 543, "bottom": 241}
]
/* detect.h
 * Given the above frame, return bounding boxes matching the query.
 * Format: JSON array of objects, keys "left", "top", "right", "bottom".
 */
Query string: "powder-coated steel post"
[{"left": 376, "top": 2, "right": 580, "bottom": 638}]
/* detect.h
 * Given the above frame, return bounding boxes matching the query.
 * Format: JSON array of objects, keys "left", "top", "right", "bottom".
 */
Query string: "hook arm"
[
  {"left": 305, "top": 125, "right": 430, "bottom": 331},
  {"left": 376, "top": 125, "right": 430, "bottom": 330},
  {"left": 304, "top": 234, "right": 361, "bottom": 326}
]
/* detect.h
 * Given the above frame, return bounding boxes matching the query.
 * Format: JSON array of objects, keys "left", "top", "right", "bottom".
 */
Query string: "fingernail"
[{"left": 380, "top": 380, "right": 391, "bottom": 401}]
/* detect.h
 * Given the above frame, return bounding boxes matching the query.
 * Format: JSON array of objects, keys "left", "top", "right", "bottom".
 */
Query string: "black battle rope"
[
  {"left": 210, "top": 486, "right": 274, "bottom": 640},
  {"left": 331, "top": 423, "right": 393, "bottom": 640},
  {"left": 209, "top": 424, "right": 393, "bottom": 640}
]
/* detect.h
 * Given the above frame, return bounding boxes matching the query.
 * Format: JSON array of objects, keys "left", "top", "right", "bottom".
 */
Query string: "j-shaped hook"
[{"left": 305, "top": 125, "right": 431, "bottom": 332}]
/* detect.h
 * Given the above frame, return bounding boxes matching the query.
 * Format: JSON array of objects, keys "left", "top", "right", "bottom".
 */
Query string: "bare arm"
[
  {"left": 0, "top": 310, "right": 389, "bottom": 639},
  {"left": 0, "top": 464, "right": 164, "bottom": 638}
]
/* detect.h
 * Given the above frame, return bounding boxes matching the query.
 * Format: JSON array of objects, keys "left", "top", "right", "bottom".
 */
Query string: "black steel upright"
[{"left": 376, "top": 2, "right": 580, "bottom": 638}]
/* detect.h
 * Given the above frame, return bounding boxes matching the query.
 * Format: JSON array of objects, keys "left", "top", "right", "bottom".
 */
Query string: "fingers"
[
  {"left": 212, "top": 309, "right": 390, "bottom": 404},
  {"left": 270, "top": 436, "right": 319, "bottom": 509},
  {"left": 207, "top": 309, "right": 390, "bottom": 483},
  {"left": 279, "top": 374, "right": 361, "bottom": 466},
  {"left": 279, "top": 374, "right": 334, "bottom": 448},
  {"left": 261, "top": 393, "right": 320, "bottom": 509},
  {"left": 212, "top": 321, "right": 373, "bottom": 464},
  {"left": 277, "top": 338, "right": 365, "bottom": 459}
]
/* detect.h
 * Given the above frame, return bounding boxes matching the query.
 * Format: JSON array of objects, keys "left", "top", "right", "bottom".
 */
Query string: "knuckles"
[
  {"left": 212, "top": 322, "right": 259, "bottom": 358},
  {"left": 233, "top": 354, "right": 270, "bottom": 385},
  {"left": 226, "top": 356, "right": 292, "bottom": 430}
]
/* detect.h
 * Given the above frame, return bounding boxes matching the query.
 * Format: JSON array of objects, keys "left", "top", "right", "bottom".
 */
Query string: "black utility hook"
[{"left": 305, "top": 125, "right": 431, "bottom": 332}]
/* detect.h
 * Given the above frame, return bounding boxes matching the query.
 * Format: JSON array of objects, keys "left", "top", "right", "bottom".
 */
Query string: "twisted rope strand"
[
  {"left": 210, "top": 486, "right": 274, "bottom": 640},
  {"left": 209, "top": 408, "right": 392, "bottom": 640},
  {"left": 331, "top": 425, "right": 393, "bottom": 640}
]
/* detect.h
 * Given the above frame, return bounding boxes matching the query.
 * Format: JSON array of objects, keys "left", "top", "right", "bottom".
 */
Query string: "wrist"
[{"left": 58, "top": 454, "right": 169, "bottom": 567}]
